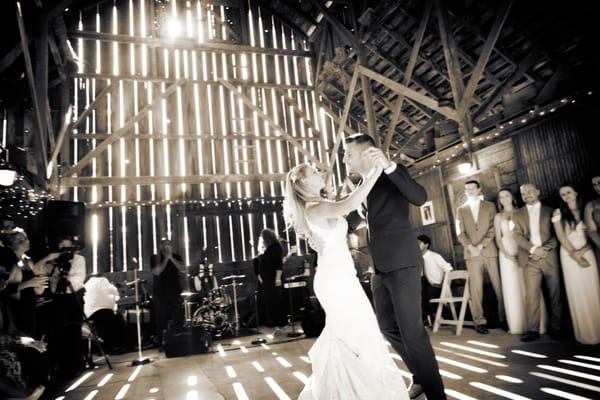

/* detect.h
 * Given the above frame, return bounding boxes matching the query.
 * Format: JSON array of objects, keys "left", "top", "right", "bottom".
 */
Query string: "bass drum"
[{"left": 208, "top": 287, "right": 232, "bottom": 309}]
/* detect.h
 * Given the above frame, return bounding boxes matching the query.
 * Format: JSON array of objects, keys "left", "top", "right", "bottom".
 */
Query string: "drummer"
[{"left": 151, "top": 237, "right": 185, "bottom": 349}]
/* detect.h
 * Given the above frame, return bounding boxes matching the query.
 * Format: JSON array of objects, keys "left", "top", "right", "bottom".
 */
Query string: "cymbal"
[
  {"left": 181, "top": 291, "right": 197, "bottom": 297},
  {"left": 220, "top": 282, "right": 244, "bottom": 288},
  {"left": 222, "top": 274, "right": 246, "bottom": 280}
]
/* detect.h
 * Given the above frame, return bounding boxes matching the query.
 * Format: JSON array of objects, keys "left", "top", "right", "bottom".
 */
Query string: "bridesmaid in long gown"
[
  {"left": 583, "top": 175, "right": 600, "bottom": 263},
  {"left": 553, "top": 184, "right": 600, "bottom": 345},
  {"left": 494, "top": 189, "right": 545, "bottom": 334}
]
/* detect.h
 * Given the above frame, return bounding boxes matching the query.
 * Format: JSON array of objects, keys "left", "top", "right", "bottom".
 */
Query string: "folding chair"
[{"left": 429, "top": 270, "right": 474, "bottom": 335}]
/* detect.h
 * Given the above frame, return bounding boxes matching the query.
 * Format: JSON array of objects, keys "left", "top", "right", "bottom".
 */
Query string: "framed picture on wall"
[{"left": 420, "top": 201, "right": 436, "bottom": 225}]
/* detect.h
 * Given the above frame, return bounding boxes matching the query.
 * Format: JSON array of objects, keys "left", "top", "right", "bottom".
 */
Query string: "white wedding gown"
[
  {"left": 498, "top": 217, "right": 546, "bottom": 334},
  {"left": 299, "top": 217, "right": 409, "bottom": 400},
  {"left": 559, "top": 221, "right": 600, "bottom": 345}
]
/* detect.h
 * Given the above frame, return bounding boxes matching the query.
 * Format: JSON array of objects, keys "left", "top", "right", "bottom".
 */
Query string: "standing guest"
[
  {"left": 256, "top": 229, "right": 287, "bottom": 329},
  {"left": 456, "top": 180, "right": 505, "bottom": 334},
  {"left": 417, "top": 235, "right": 453, "bottom": 326},
  {"left": 151, "top": 238, "right": 184, "bottom": 348},
  {"left": 513, "top": 183, "right": 562, "bottom": 342},
  {"left": 584, "top": 175, "right": 600, "bottom": 261},
  {"left": 553, "top": 184, "right": 600, "bottom": 344}
]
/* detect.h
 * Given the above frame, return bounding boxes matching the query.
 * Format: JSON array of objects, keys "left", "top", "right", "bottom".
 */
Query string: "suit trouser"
[
  {"left": 523, "top": 257, "right": 562, "bottom": 332},
  {"left": 373, "top": 266, "right": 446, "bottom": 400},
  {"left": 466, "top": 255, "right": 505, "bottom": 325}
]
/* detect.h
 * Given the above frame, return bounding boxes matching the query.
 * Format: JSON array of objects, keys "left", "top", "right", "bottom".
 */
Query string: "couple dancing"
[{"left": 284, "top": 134, "right": 446, "bottom": 400}]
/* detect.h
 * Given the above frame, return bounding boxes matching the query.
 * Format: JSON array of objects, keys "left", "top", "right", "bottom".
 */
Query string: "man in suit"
[
  {"left": 344, "top": 134, "right": 446, "bottom": 400},
  {"left": 456, "top": 180, "right": 505, "bottom": 334},
  {"left": 512, "top": 183, "right": 562, "bottom": 342}
]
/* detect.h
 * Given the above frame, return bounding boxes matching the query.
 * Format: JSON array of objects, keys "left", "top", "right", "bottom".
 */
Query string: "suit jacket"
[
  {"left": 512, "top": 204, "right": 559, "bottom": 268},
  {"left": 357, "top": 163, "right": 427, "bottom": 272},
  {"left": 456, "top": 200, "right": 498, "bottom": 259}
]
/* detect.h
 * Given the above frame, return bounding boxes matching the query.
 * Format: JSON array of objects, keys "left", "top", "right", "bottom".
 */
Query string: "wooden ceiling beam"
[
  {"left": 383, "top": 0, "right": 432, "bottom": 153},
  {"left": 63, "top": 80, "right": 184, "bottom": 177},
  {"left": 68, "top": 31, "right": 312, "bottom": 58},
  {"left": 70, "top": 133, "right": 320, "bottom": 142},
  {"left": 456, "top": 0, "right": 513, "bottom": 117},
  {"left": 252, "top": 0, "right": 309, "bottom": 39},
  {"left": 60, "top": 173, "right": 287, "bottom": 188},
  {"left": 435, "top": 0, "right": 475, "bottom": 156}
]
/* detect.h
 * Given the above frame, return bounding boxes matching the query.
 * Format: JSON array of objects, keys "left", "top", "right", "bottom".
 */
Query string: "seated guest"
[
  {"left": 513, "top": 183, "right": 562, "bottom": 342},
  {"left": 584, "top": 175, "right": 600, "bottom": 261},
  {"left": 83, "top": 275, "right": 125, "bottom": 353},
  {"left": 553, "top": 183, "right": 600, "bottom": 345},
  {"left": 151, "top": 238, "right": 184, "bottom": 348},
  {"left": 417, "top": 235, "right": 453, "bottom": 326}
]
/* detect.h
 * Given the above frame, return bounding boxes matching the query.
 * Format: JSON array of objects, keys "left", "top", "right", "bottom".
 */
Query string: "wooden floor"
[{"left": 52, "top": 325, "right": 600, "bottom": 400}]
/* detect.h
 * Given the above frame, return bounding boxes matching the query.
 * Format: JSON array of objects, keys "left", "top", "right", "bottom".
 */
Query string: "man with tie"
[
  {"left": 512, "top": 183, "right": 562, "bottom": 342},
  {"left": 456, "top": 180, "right": 505, "bottom": 334}
]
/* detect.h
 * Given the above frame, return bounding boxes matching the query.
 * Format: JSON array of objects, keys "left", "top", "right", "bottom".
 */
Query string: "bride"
[{"left": 284, "top": 160, "right": 409, "bottom": 400}]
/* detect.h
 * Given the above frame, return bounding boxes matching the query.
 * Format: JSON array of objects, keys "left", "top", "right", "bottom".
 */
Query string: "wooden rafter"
[
  {"left": 359, "top": 66, "right": 459, "bottom": 121},
  {"left": 69, "top": 31, "right": 311, "bottom": 58},
  {"left": 435, "top": 0, "right": 474, "bottom": 154},
  {"left": 71, "top": 133, "right": 320, "bottom": 142},
  {"left": 62, "top": 80, "right": 185, "bottom": 178},
  {"left": 383, "top": 0, "right": 432, "bottom": 153},
  {"left": 218, "top": 78, "right": 326, "bottom": 169},
  {"left": 456, "top": 0, "right": 513, "bottom": 117},
  {"left": 60, "top": 173, "right": 287, "bottom": 188}
]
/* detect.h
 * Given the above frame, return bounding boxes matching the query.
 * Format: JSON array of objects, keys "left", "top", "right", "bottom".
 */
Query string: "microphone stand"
[
  {"left": 131, "top": 268, "right": 151, "bottom": 366},
  {"left": 251, "top": 277, "right": 266, "bottom": 345}
]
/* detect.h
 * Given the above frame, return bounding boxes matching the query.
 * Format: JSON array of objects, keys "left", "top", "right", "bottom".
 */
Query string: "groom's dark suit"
[{"left": 360, "top": 163, "right": 446, "bottom": 400}]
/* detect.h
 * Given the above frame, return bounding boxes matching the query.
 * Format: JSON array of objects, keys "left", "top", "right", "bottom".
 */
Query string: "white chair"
[{"left": 429, "top": 270, "right": 474, "bottom": 335}]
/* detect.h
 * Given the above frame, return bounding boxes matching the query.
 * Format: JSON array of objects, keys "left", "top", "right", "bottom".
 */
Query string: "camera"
[{"left": 54, "top": 246, "right": 79, "bottom": 275}]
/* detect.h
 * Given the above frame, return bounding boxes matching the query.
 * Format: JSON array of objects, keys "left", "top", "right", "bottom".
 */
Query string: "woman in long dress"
[
  {"left": 284, "top": 162, "right": 409, "bottom": 400},
  {"left": 494, "top": 189, "right": 546, "bottom": 334},
  {"left": 553, "top": 184, "right": 600, "bottom": 345},
  {"left": 583, "top": 175, "right": 600, "bottom": 262}
]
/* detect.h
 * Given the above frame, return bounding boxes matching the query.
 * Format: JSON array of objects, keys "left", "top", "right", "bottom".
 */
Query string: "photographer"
[{"left": 43, "top": 235, "right": 86, "bottom": 378}]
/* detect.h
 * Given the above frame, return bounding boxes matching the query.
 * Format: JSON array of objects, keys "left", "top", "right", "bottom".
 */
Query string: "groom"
[{"left": 344, "top": 134, "right": 446, "bottom": 400}]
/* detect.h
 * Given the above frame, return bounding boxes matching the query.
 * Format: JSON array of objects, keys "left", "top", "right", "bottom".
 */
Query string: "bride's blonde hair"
[{"left": 283, "top": 164, "right": 323, "bottom": 252}]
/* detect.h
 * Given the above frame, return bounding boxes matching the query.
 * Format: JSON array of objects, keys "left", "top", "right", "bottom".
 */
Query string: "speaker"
[
  {"left": 45, "top": 200, "right": 86, "bottom": 250},
  {"left": 163, "top": 326, "right": 212, "bottom": 358}
]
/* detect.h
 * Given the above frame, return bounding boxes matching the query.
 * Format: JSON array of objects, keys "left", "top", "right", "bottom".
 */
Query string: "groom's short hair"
[{"left": 345, "top": 134, "right": 376, "bottom": 147}]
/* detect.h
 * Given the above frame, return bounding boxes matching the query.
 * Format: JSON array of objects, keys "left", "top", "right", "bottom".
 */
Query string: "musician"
[
  {"left": 256, "top": 229, "right": 287, "bottom": 329},
  {"left": 151, "top": 238, "right": 184, "bottom": 348}
]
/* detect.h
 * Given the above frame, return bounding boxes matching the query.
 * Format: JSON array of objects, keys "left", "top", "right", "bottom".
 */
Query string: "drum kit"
[{"left": 184, "top": 274, "right": 246, "bottom": 338}]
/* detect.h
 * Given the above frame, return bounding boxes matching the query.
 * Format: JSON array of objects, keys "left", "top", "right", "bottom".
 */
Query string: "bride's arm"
[{"left": 307, "top": 166, "right": 382, "bottom": 220}]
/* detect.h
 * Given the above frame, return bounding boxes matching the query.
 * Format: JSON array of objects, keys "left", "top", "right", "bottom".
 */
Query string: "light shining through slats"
[
  {"left": 66, "top": 371, "right": 94, "bottom": 392},
  {"left": 217, "top": 344, "right": 226, "bottom": 357},
  {"left": 252, "top": 361, "right": 265, "bottom": 372},
  {"left": 559, "top": 359, "right": 600, "bottom": 371},
  {"left": 187, "top": 375, "right": 197, "bottom": 386},
  {"left": 530, "top": 372, "right": 600, "bottom": 393},
  {"left": 440, "top": 370, "right": 463, "bottom": 380},
  {"left": 83, "top": 390, "right": 98, "bottom": 400},
  {"left": 540, "top": 387, "right": 593, "bottom": 400},
  {"left": 440, "top": 341, "right": 505, "bottom": 358},
  {"left": 128, "top": 365, "right": 143, "bottom": 382},
  {"left": 276, "top": 356, "right": 292, "bottom": 368},
  {"left": 293, "top": 371, "right": 309, "bottom": 384},
  {"left": 434, "top": 347, "right": 508, "bottom": 367},
  {"left": 512, "top": 350, "right": 547, "bottom": 358},
  {"left": 232, "top": 382, "right": 250, "bottom": 400},
  {"left": 445, "top": 389, "right": 479, "bottom": 400},
  {"left": 496, "top": 375, "right": 523, "bottom": 383},
  {"left": 435, "top": 356, "right": 488, "bottom": 373},
  {"left": 186, "top": 390, "right": 198, "bottom": 400},
  {"left": 114, "top": 383, "right": 131, "bottom": 399},
  {"left": 225, "top": 366, "right": 237, "bottom": 378},
  {"left": 300, "top": 356, "right": 311, "bottom": 364},
  {"left": 574, "top": 355, "right": 600, "bottom": 363},
  {"left": 240, "top": 345, "right": 248, "bottom": 353},
  {"left": 97, "top": 373, "right": 113, "bottom": 387},
  {"left": 469, "top": 382, "right": 531, "bottom": 399},
  {"left": 264, "top": 376, "right": 291, "bottom": 400},
  {"left": 467, "top": 340, "right": 499, "bottom": 348},
  {"left": 537, "top": 364, "right": 600, "bottom": 382}
]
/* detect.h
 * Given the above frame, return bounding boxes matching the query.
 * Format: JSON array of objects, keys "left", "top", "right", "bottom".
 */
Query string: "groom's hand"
[{"left": 363, "top": 148, "right": 394, "bottom": 170}]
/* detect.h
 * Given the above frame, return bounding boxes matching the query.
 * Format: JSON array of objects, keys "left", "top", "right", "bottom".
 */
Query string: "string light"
[{"left": 0, "top": 176, "right": 54, "bottom": 219}]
